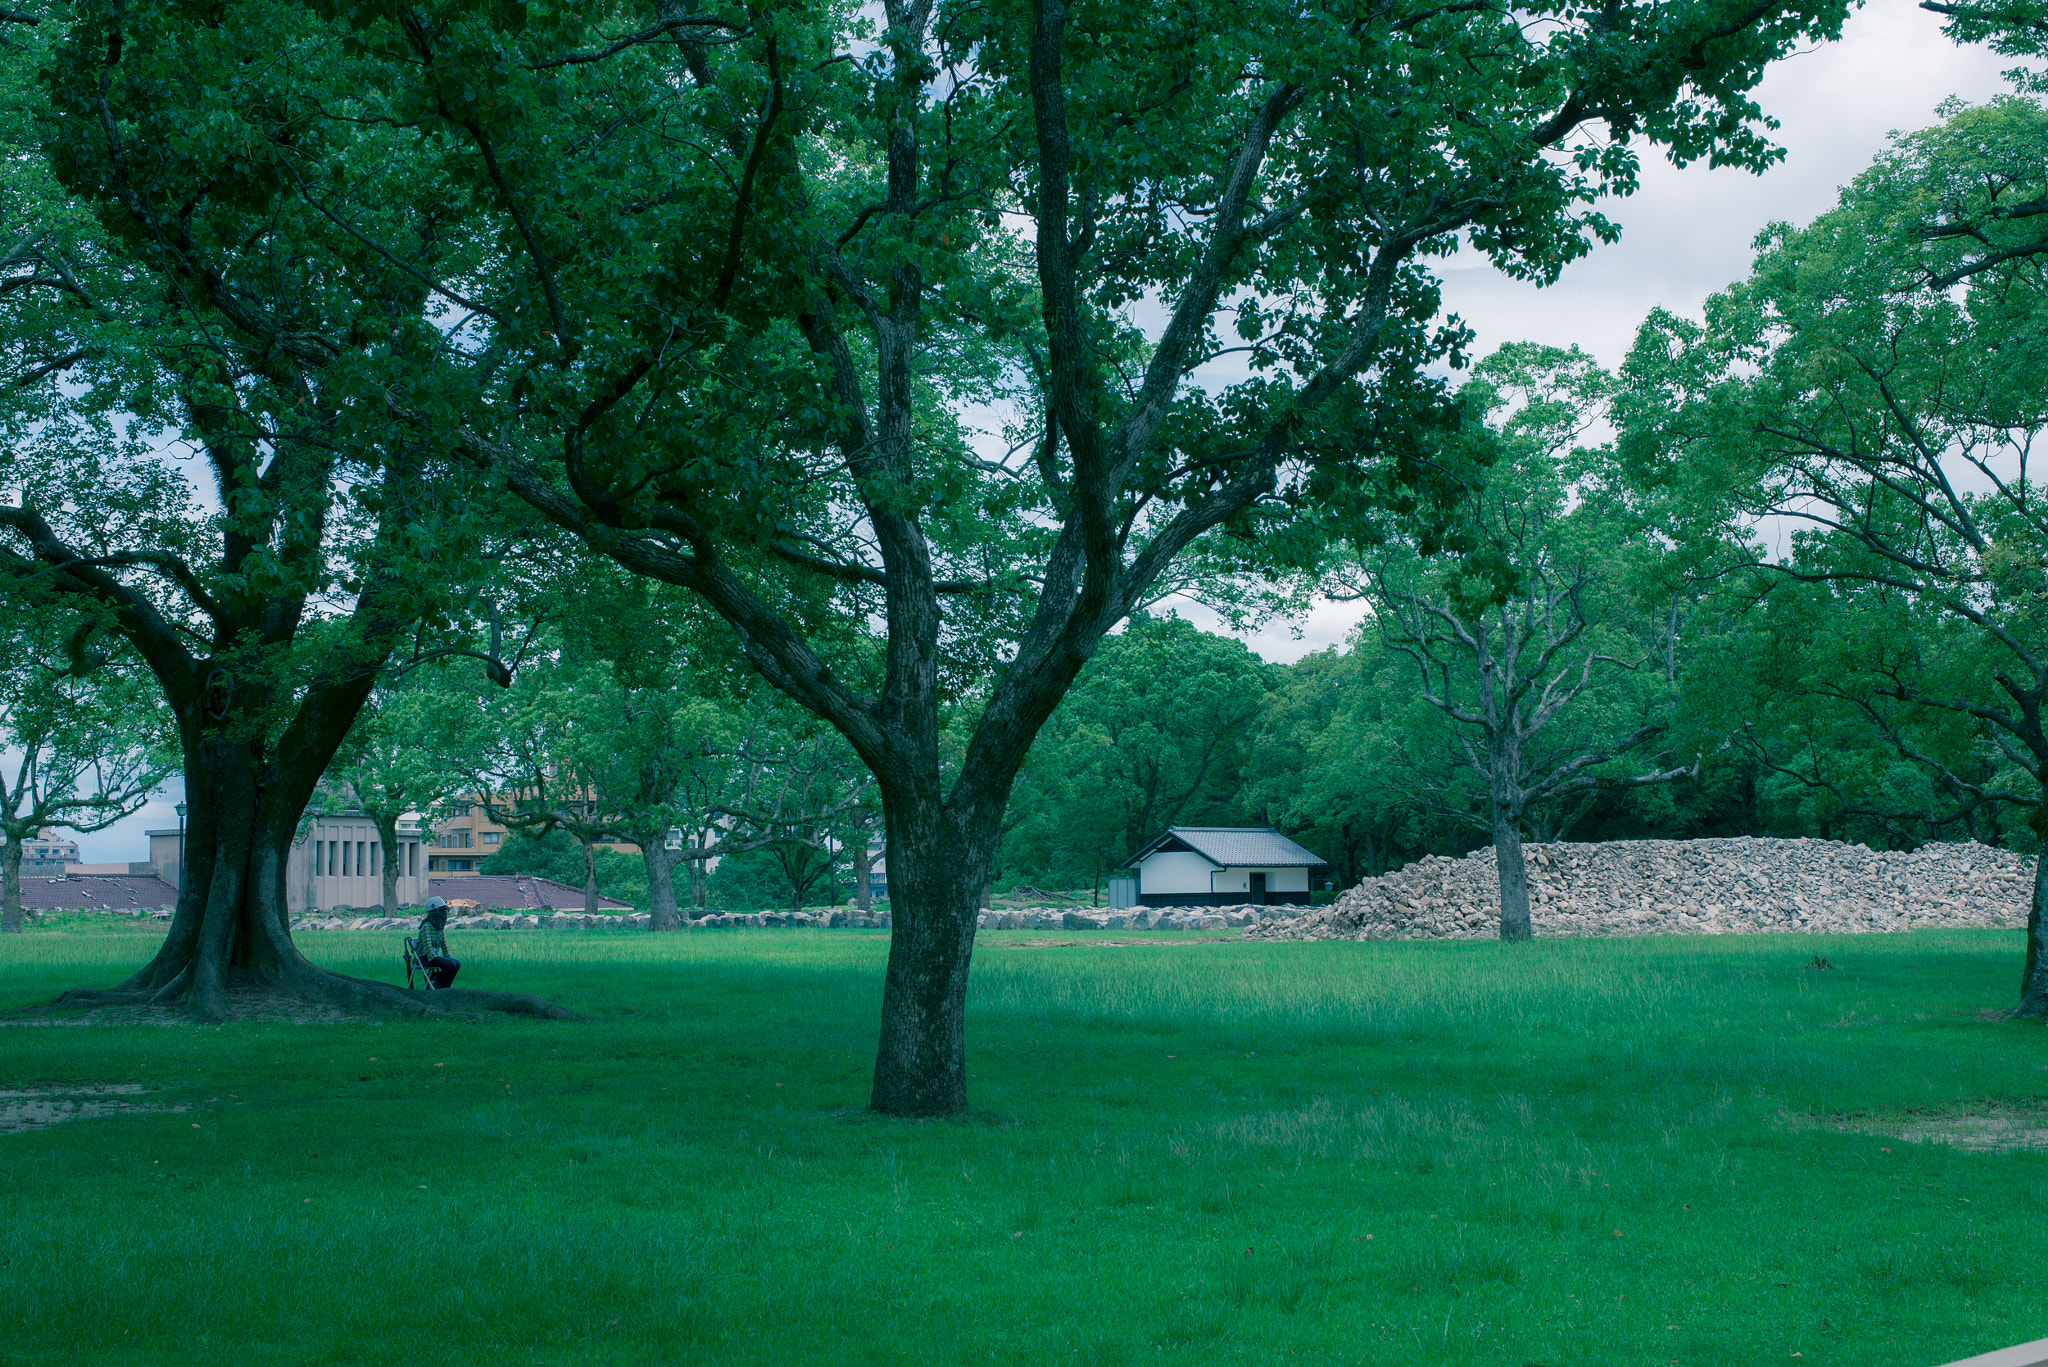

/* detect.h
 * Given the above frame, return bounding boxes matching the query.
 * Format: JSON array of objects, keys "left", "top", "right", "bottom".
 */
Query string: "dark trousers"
[{"left": 424, "top": 955, "right": 460, "bottom": 989}]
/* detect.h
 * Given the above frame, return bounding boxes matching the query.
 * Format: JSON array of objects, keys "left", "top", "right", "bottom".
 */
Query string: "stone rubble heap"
[{"left": 1250, "top": 837, "right": 2035, "bottom": 942}]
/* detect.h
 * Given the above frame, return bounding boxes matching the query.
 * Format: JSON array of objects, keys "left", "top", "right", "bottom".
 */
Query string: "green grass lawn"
[{"left": 2, "top": 924, "right": 2044, "bottom": 1367}]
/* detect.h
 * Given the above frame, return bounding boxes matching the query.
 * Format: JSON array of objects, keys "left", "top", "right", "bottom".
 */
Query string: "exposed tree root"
[{"left": 21, "top": 966, "right": 581, "bottom": 1023}]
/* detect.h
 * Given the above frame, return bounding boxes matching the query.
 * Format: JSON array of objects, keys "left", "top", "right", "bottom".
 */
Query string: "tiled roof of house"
[
  {"left": 1121, "top": 827, "right": 1328, "bottom": 869},
  {"left": 428, "top": 875, "right": 631, "bottom": 911},
  {"left": 14, "top": 874, "right": 179, "bottom": 910}
]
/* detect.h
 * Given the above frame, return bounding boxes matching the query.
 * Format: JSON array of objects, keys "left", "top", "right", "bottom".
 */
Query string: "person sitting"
[{"left": 416, "top": 896, "right": 461, "bottom": 989}]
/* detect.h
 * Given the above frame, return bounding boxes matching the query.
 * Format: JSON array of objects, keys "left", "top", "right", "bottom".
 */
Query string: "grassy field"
[{"left": 1, "top": 923, "right": 2044, "bottom": 1367}]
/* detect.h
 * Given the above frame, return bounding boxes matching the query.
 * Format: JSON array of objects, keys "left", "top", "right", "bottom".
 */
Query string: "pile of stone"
[{"left": 1251, "top": 837, "right": 2034, "bottom": 942}]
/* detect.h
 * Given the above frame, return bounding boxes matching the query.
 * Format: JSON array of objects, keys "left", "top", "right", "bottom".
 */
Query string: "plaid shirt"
[{"left": 416, "top": 917, "right": 450, "bottom": 958}]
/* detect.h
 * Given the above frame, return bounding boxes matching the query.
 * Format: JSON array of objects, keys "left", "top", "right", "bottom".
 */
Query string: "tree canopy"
[{"left": 1615, "top": 93, "right": 2048, "bottom": 1011}]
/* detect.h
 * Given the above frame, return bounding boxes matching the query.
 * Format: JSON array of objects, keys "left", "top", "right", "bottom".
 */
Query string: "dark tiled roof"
[
  {"left": 1122, "top": 827, "right": 1328, "bottom": 869},
  {"left": 15, "top": 874, "right": 179, "bottom": 910},
  {"left": 428, "top": 875, "right": 631, "bottom": 911}
]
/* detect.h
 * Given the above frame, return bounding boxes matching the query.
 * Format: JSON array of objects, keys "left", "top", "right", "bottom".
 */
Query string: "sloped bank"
[{"left": 1248, "top": 837, "right": 2034, "bottom": 942}]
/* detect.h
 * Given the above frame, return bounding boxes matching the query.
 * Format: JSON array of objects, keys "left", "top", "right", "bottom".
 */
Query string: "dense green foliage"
[
  {"left": 1000, "top": 616, "right": 1274, "bottom": 892},
  {"left": 2, "top": 923, "right": 2045, "bottom": 1364}
]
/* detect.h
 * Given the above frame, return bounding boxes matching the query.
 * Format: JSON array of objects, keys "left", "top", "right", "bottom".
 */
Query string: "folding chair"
[{"left": 403, "top": 936, "right": 438, "bottom": 991}]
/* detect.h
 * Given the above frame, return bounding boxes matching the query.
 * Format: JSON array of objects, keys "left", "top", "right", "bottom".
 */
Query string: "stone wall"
[
  {"left": 288, "top": 909, "right": 899, "bottom": 932},
  {"left": 285, "top": 905, "right": 1306, "bottom": 932},
  {"left": 1250, "top": 837, "right": 2033, "bottom": 942}
]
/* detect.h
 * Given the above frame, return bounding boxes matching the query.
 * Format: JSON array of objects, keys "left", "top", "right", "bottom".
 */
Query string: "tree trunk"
[
  {"left": 645, "top": 840, "right": 681, "bottom": 930},
  {"left": 868, "top": 801, "right": 989, "bottom": 1117},
  {"left": 852, "top": 841, "right": 874, "bottom": 912},
  {"left": 2019, "top": 842, "right": 2048, "bottom": 1017},
  {"left": 581, "top": 836, "right": 598, "bottom": 917},
  {"left": 1494, "top": 809, "right": 1532, "bottom": 942},
  {"left": 0, "top": 832, "right": 21, "bottom": 934},
  {"left": 375, "top": 812, "right": 401, "bottom": 918},
  {"left": 689, "top": 854, "right": 707, "bottom": 910}
]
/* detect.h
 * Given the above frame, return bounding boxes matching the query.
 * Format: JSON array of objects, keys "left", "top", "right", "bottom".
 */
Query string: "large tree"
[
  {"left": 41, "top": 0, "right": 1855, "bottom": 1103},
  {"left": 1353, "top": 345, "right": 1696, "bottom": 940},
  {"left": 2, "top": 5, "right": 567, "bottom": 1019},
  {"left": 1616, "top": 95, "right": 2048, "bottom": 1012}
]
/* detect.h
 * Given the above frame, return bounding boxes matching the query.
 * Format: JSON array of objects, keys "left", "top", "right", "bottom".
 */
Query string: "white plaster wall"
[
  {"left": 1211, "top": 866, "right": 1310, "bottom": 894},
  {"left": 1138, "top": 851, "right": 1216, "bottom": 896},
  {"left": 1265, "top": 866, "right": 1310, "bottom": 893}
]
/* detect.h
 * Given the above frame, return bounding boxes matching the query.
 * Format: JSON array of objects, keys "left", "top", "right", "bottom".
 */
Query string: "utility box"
[{"left": 1106, "top": 874, "right": 1138, "bottom": 909}]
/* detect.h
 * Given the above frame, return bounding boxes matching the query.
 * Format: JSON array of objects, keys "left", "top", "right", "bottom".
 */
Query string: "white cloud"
[{"left": 1438, "top": 0, "right": 2020, "bottom": 371}]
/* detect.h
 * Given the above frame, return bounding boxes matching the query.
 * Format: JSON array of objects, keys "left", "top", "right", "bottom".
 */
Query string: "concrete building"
[
  {"left": 1116, "top": 827, "right": 1330, "bottom": 908},
  {"left": 284, "top": 812, "right": 431, "bottom": 915},
  {"left": 145, "top": 829, "right": 187, "bottom": 889}
]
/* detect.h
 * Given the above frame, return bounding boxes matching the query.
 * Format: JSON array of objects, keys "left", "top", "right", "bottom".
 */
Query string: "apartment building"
[
  {"left": 427, "top": 798, "right": 638, "bottom": 875},
  {"left": 21, "top": 838, "right": 79, "bottom": 875}
]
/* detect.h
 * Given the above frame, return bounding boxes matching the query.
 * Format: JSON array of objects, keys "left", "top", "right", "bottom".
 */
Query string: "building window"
[
  {"left": 370, "top": 843, "right": 379, "bottom": 876},
  {"left": 408, "top": 843, "right": 417, "bottom": 877},
  {"left": 448, "top": 859, "right": 472, "bottom": 872},
  {"left": 326, "top": 841, "right": 337, "bottom": 876},
  {"left": 481, "top": 832, "right": 500, "bottom": 845}
]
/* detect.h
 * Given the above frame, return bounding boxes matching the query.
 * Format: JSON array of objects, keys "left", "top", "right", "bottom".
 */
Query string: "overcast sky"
[
  {"left": 66, "top": 2, "right": 2025, "bottom": 860},
  {"left": 1170, "top": 0, "right": 2023, "bottom": 664}
]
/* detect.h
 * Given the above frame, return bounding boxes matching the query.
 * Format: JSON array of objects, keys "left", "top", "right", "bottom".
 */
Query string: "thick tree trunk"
[
  {"left": 853, "top": 843, "right": 873, "bottom": 912},
  {"left": 52, "top": 736, "right": 574, "bottom": 1023},
  {"left": 0, "top": 834, "right": 21, "bottom": 935},
  {"left": 581, "top": 836, "right": 598, "bottom": 917},
  {"left": 376, "top": 812, "right": 401, "bottom": 917},
  {"left": 2018, "top": 842, "right": 2048, "bottom": 1018},
  {"left": 645, "top": 841, "right": 681, "bottom": 930},
  {"left": 1494, "top": 809, "right": 1532, "bottom": 942},
  {"left": 869, "top": 803, "right": 989, "bottom": 1117}
]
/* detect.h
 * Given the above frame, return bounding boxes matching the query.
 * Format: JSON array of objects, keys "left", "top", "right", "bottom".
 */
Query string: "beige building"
[
  {"left": 287, "top": 812, "right": 430, "bottom": 913},
  {"left": 427, "top": 798, "right": 637, "bottom": 876},
  {"left": 148, "top": 814, "right": 430, "bottom": 913}
]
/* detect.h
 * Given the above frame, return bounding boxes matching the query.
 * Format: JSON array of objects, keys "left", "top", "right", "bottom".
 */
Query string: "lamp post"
[{"left": 174, "top": 801, "right": 185, "bottom": 893}]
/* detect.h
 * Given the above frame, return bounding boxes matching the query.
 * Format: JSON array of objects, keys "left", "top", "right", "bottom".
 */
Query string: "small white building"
[{"left": 1116, "top": 827, "right": 1329, "bottom": 908}]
